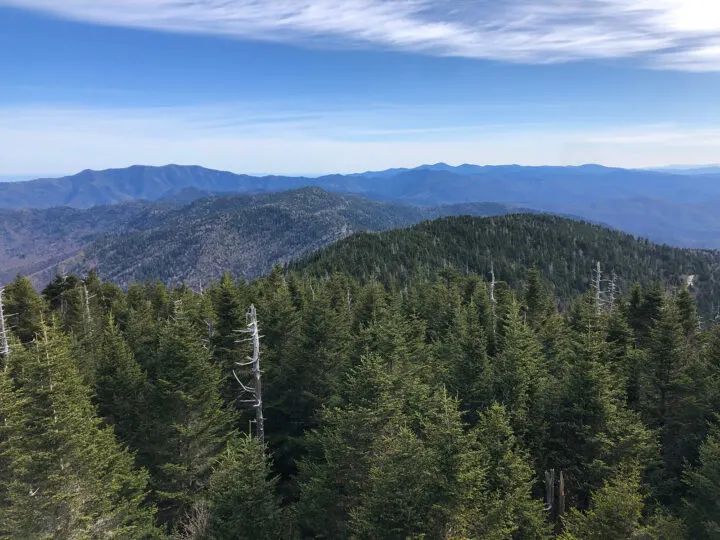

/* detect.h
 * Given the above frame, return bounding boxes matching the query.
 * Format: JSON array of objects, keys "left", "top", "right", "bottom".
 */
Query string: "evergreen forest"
[{"left": 2, "top": 216, "right": 720, "bottom": 538}]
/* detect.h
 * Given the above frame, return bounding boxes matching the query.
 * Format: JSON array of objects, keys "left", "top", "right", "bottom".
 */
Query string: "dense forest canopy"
[
  {"left": 2, "top": 215, "right": 720, "bottom": 537},
  {"left": 293, "top": 214, "right": 720, "bottom": 318},
  {"left": 1, "top": 264, "right": 719, "bottom": 538}
]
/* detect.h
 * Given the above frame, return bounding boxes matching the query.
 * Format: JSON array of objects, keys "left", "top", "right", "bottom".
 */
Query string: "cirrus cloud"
[{"left": 2, "top": 0, "right": 720, "bottom": 70}]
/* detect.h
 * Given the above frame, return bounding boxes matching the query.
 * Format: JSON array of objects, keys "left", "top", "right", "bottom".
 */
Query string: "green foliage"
[
  {"left": 7, "top": 222, "right": 720, "bottom": 537},
  {"left": 685, "top": 420, "right": 720, "bottom": 539},
  {"left": 94, "top": 316, "right": 149, "bottom": 450},
  {"left": 562, "top": 463, "right": 686, "bottom": 540},
  {"left": 139, "top": 307, "right": 235, "bottom": 525},
  {"left": 293, "top": 214, "right": 720, "bottom": 317},
  {"left": 203, "top": 436, "right": 289, "bottom": 540},
  {"left": 2, "top": 275, "right": 44, "bottom": 343},
  {"left": 0, "top": 322, "right": 163, "bottom": 538}
]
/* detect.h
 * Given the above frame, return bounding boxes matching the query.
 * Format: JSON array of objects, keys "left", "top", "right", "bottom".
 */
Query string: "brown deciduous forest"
[{"left": 2, "top": 250, "right": 720, "bottom": 537}]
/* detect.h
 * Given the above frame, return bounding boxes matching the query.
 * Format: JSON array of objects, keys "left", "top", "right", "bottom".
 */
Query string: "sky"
[{"left": 2, "top": 1, "right": 720, "bottom": 176}]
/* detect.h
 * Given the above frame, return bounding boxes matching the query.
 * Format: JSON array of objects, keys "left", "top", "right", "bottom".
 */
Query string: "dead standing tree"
[
  {"left": 233, "top": 305, "right": 265, "bottom": 445},
  {"left": 0, "top": 287, "right": 9, "bottom": 358}
]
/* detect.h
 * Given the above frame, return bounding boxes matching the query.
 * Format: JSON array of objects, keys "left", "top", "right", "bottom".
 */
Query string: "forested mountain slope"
[
  {"left": 55, "top": 188, "right": 522, "bottom": 287},
  {"left": 294, "top": 214, "right": 720, "bottom": 317},
  {"left": 3, "top": 253, "right": 720, "bottom": 537},
  {"left": 0, "top": 200, "right": 166, "bottom": 284}
]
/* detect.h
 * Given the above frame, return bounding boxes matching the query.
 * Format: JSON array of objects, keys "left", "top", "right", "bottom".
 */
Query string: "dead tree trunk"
[
  {"left": 544, "top": 468, "right": 567, "bottom": 525},
  {"left": 593, "top": 261, "right": 603, "bottom": 314},
  {"left": 490, "top": 263, "right": 497, "bottom": 338},
  {"left": 234, "top": 305, "right": 265, "bottom": 444},
  {"left": 0, "top": 287, "right": 9, "bottom": 358}
]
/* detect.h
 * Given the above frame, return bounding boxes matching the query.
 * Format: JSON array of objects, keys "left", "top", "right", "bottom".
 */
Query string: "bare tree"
[
  {"left": 490, "top": 263, "right": 497, "bottom": 338},
  {"left": 593, "top": 261, "right": 603, "bottom": 314},
  {"left": 0, "top": 287, "right": 9, "bottom": 358},
  {"left": 233, "top": 305, "right": 265, "bottom": 444}
]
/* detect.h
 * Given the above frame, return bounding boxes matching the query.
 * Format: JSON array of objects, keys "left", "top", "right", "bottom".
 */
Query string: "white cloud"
[
  {"left": 2, "top": 0, "right": 720, "bottom": 69},
  {"left": 0, "top": 104, "right": 719, "bottom": 174}
]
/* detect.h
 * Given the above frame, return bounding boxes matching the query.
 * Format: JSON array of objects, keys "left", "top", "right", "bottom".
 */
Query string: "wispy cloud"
[
  {"left": 1, "top": 103, "right": 719, "bottom": 174},
  {"left": 3, "top": 0, "right": 720, "bottom": 70}
]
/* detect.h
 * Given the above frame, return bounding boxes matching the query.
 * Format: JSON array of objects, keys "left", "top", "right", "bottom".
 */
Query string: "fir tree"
[
  {"left": 140, "top": 307, "right": 234, "bottom": 526},
  {"left": 203, "top": 436, "right": 289, "bottom": 540},
  {"left": 453, "top": 404, "right": 551, "bottom": 540},
  {"left": 685, "top": 419, "right": 720, "bottom": 539},
  {"left": 94, "top": 315, "right": 149, "bottom": 450},
  {"left": 3, "top": 274, "right": 44, "bottom": 343},
  {"left": 0, "top": 322, "right": 163, "bottom": 538}
]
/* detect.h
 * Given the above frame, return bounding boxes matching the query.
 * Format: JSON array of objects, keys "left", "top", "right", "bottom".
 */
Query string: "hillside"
[
  {"left": 4, "top": 162, "right": 720, "bottom": 248},
  {"left": 33, "top": 189, "right": 521, "bottom": 287},
  {"left": 293, "top": 214, "right": 720, "bottom": 316},
  {"left": 0, "top": 201, "right": 167, "bottom": 284}
]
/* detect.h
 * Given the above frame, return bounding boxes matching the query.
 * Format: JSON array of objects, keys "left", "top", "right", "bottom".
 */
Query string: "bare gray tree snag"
[
  {"left": 0, "top": 287, "right": 9, "bottom": 358},
  {"left": 490, "top": 263, "right": 497, "bottom": 338},
  {"left": 593, "top": 261, "right": 603, "bottom": 314},
  {"left": 544, "top": 468, "right": 567, "bottom": 524},
  {"left": 83, "top": 284, "right": 92, "bottom": 324},
  {"left": 609, "top": 271, "right": 618, "bottom": 308},
  {"left": 233, "top": 305, "right": 265, "bottom": 444},
  {"left": 544, "top": 469, "right": 556, "bottom": 512}
]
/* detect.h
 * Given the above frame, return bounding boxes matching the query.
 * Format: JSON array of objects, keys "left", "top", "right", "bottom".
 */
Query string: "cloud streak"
[
  {"left": 1, "top": 103, "right": 719, "bottom": 174},
  {"left": 3, "top": 0, "right": 720, "bottom": 70}
]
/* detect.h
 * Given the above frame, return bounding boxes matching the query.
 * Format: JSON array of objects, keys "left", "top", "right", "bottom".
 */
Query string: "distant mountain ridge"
[
  {"left": 0, "top": 187, "right": 526, "bottom": 287},
  {"left": 4, "top": 162, "right": 720, "bottom": 248}
]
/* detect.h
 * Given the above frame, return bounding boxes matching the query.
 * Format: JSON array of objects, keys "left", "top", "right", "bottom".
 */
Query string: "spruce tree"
[
  {"left": 209, "top": 272, "right": 245, "bottom": 404},
  {"left": 3, "top": 275, "right": 44, "bottom": 343},
  {"left": 523, "top": 268, "right": 554, "bottom": 330},
  {"left": 676, "top": 285, "right": 699, "bottom": 339},
  {"left": 139, "top": 306, "right": 234, "bottom": 526},
  {"left": 545, "top": 328, "right": 656, "bottom": 508},
  {"left": 685, "top": 419, "right": 720, "bottom": 539},
  {"left": 492, "top": 299, "right": 550, "bottom": 448},
  {"left": 561, "top": 463, "right": 685, "bottom": 540},
  {"left": 0, "top": 322, "right": 163, "bottom": 538},
  {"left": 453, "top": 404, "right": 551, "bottom": 540},
  {"left": 297, "top": 355, "right": 396, "bottom": 539},
  {"left": 443, "top": 300, "right": 492, "bottom": 418},
  {"left": 204, "top": 436, "right": 289, "bottom": 540},
  {"left": 94, "top": 316, "right": 149, "bottom": 450},
  {"left": 642, "top": 304, "right": 695, "bottom": 500}
]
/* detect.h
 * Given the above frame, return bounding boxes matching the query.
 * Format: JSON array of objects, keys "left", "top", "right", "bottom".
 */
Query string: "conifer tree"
[
  {"left": 523, "top": 268, "right": 554, "bottom": 330},
  {"left": 545, "top": 328, "right": 656, "bottom": 508},
  {"left": 561, "top": 463, "right": 685, "bottom": 540},
  {"left": 641, "top": 304, "right": 695, "bottom": 500},
  {"left": 453, "top": 404, "right": 551, "bottom": 540},
  {"left": 203, "top": 436, "right": 289, "bottom": 540},
  {"left": 297, "top": 355, "right": 397, "bottom": 538},
  {"left": 492, "top": 299, "right": 550, "bottom": 448},
  {"left": 628, "top": 282, "right": 665, "bottom": 346},
  {"left": 676, "top": 285, "right": 700, "bottom": 339},
  {"left": 209, "top": 272, "right": 245, "bottom": 404},
  {"left": 94, "top": 315, "right": 149, "bottom": 450},
  {"left": 0, "top": 322, "right": 163, "bottom": 538},
  {"left": 140, "top": 306, "right": 234, "bottom": 526},
  {"left": 685, "top": 419, "right": 720, "bottom": 539},
  {"left": 560, "top": 464, "right": 645, "bottom": 540},
  {"left": 3, "top": 275, "right": 44, "bottom": 343},
  {"left": 443, "top": 300, "right": 492, "bottom": 418}
]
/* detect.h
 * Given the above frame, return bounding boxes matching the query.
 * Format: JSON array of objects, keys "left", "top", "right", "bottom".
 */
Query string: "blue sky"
[{"left": 2, "top": 1, "right": 720, "bottom": 175}]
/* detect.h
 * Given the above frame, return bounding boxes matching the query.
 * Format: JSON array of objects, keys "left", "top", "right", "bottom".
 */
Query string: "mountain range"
[
  {"left": 0, "top": 188, "right": 526, "bottom": 287},
  {"left": 3, "top": 163, "right": 720, "bottom": 248}
]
